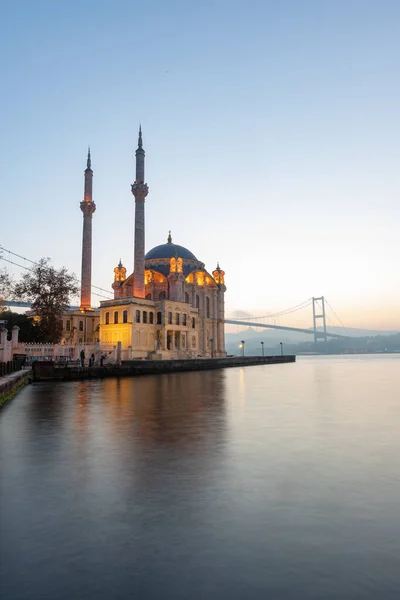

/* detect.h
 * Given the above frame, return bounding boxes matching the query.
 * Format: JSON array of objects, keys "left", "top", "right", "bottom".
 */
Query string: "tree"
[
  {"left": 0, "top": 310, "right": 37, "bottom": 342},
  {"left": 14, "top": 258, "right": 79, "bottom": 343},
  {"left": 0, "top": 267, "right": 13, "bottom": 316}
]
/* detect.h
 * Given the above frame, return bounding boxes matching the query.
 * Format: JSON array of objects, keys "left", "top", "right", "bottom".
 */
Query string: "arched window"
[
  {"left": 114, "top": 311, "right": 118, "bottom": 324},
  {"left": 206, "top": 297, "right": 210, "bottom": 318},
  {"left": 123, "top": 310, "right": 128, "bottom": 323},
  {"left": 175, "top": 313, "right": 180, "bottom": 325},
  {"left": 192, "top": 317, "right": 196, "bottom": 329},
  {"left": 159, "top": 291, "right": 166, "bottom": 300},
  {"left": 143, "top": 311, "right": 147, "bottom": 324},
  {"left": 79, "top": 320, "right": 84, "bottom": 331},
  {"left": 168, "top": 312, "right": 172, "bottom": 325},
  {"left": 183, "top": 314, "right": 187, "bottom": 326},
  {"left": 185, "top": 292, "right": 190, "bottom": 303},
  {"left": 196, "top": 295, "right": 200, "bottom": 308},
  {"left": 105, "top": 312, "right": 109, "bottom": 325},
  {"left": 66, "top": 320, "right": 71, "bottom": 331},
  {"left": 145, "top": 293, "right": 151, "bottom": 300},
  {"left": 136, "top": 310, "right": 140, "bottom": 323},
  {"left": 149, "top": 312, "right": 154, "bottom": 324},
  {"left": 157, "top": 311, "right": 162, "bottom": 325}
]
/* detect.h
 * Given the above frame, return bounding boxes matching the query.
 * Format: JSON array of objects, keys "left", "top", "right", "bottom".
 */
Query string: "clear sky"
[{"left": 1, "top": 0, "right": 399, "bottom": 330}]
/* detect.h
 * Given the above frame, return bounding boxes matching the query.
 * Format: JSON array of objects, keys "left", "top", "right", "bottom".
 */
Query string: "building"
[{"left": 62, "top": 129, "right": 226, "bottom": 359}]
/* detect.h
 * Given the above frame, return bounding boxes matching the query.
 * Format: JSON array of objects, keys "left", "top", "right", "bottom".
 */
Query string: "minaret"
[
  {"left": 131, "top": 126, "right": 149, "bottom": 298},
  {"left": 80, "top": 148, "right": 96, "bottom": 309}
]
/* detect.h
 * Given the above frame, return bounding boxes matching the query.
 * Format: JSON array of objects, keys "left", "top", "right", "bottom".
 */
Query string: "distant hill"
[{"left": 225, "top": 326, "right": 400, "bottom": 356}]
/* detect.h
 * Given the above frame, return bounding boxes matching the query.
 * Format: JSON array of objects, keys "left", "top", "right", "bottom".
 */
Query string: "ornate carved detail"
[
  {"left": 131, "top": 182, "right": 149, "bottom": 202},
  {"left": 114, "top": 261, "right": 126, "bottom": 282},
  {"left": 80, "top": 201, "right": 96, "bottom": 216},
  {"left": 213, "top": 263, "right": 225, "bottom": 285},
  {"left": 170, "top": 256, "right": 177, "bottom": 273}
]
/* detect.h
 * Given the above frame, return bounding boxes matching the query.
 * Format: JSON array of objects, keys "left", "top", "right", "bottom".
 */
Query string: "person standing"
[{"left": 80, "top": 349, "right": 85, "bottom": 368}]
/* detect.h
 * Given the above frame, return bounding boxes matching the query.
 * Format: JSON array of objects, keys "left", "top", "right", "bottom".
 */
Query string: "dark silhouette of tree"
[
  {"left": 0, "top": 267, "right": 13, "bottom": 316},
  {"left": 14, "top": 258, "right": 79, "bottom": 343},
  {"left": 0, "top": 310, "right": 36, "bottom": 342}
]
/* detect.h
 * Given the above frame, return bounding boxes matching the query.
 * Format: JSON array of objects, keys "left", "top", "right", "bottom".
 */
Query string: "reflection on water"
[{"left": 1, "top": 356, "right": 400, "bottom": 599}]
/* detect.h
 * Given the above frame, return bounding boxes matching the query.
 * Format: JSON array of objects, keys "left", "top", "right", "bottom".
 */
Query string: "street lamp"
[
  {"left": 280, "top": 342, "right": 283, "bottom": 356},
  {"left": 241, "top": 340, "right": 245, "bottom": 357},
  {"left": 261, "top": 341, "right": 264, "bottom": 357}
]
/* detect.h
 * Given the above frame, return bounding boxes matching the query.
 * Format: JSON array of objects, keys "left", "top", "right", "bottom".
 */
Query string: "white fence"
[{"left": 16, "top": 342, "right": 118, "bottom": 365}]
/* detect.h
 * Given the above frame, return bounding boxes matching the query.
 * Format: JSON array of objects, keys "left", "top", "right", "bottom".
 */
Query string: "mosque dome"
[
  {"left": 145, "top": 232, "right": 197, "bottom": 261},
  {"left": 145, "top": 244, "right": 197, "bottom": 261}
]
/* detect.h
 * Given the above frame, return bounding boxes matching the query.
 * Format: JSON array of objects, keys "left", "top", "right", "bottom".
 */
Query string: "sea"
[{"left": 1, "top": 355, "right": 399, "bottom": 599}]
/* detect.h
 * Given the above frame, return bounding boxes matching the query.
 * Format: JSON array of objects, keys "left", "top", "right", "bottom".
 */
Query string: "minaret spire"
[
  {"left": 80, "top": 149, "right": 96, "bottom": 309},
  {"left": 131, "top": 126, "right": 149, "bottom": 298},
  {"left": 135, "top": 125, "right": 145, "bottom": 184}
]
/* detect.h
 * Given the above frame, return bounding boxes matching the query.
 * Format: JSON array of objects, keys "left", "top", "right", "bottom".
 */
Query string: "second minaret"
[
  {"left": 131, "top": 126, "right": 149, "bottom": 298},
  {"left": 80, "top": 148, "right": 96, "bottom": 309}
]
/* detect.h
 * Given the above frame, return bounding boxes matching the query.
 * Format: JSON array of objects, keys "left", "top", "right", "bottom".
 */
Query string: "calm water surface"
[{"left": 1, "top": 355, "right": 400, "bottom": 599}]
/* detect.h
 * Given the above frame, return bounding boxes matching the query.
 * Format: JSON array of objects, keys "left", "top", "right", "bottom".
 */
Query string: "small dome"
[{"left": 145, "top": 243, "right": 197, "bottom": 261}]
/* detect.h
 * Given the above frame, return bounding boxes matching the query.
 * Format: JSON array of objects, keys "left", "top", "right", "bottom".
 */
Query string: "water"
[{"left": 1, "top": 355, "right": 400, "bottom": 599}]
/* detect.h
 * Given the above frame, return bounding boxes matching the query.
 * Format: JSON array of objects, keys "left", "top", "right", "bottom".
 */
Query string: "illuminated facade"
[
  {"left": 60, "top": 308, "right": 98, "bottom": 344},
  {"left": 99, "top": 129, "right": 227, "bottom": 359}
]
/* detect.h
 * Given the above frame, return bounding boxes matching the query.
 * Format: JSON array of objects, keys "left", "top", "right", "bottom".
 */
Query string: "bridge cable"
[
  {"left": 0, "top": 256, "right": 112, "bottom": 300},
  {"left": 0, "top": 245, "right": 113, "bottom": 297},
  {"left": 230, "top": 298, "right": 312, "bottom": 321},
  {"left": 324, "top": 298, "right": 350, "bottom": 336}
]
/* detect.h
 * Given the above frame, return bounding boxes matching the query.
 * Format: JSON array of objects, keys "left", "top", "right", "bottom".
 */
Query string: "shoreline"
[
  {"left": 0, "top": 369, "right": 32, "bottom": 408},
  {"left": 31, "top": 355, "right": 296, "bottom": 382}
]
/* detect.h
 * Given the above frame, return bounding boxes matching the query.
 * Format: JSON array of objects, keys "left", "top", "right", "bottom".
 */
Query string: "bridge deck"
[
  {"left": 225, "top": 319, "right": 348, "bottom": 339},
  {"left": 4, "top": 302, "right": 348, "bottom": 339}
]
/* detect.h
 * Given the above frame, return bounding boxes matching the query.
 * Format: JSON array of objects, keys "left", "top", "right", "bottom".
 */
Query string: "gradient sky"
[{"left": 1, "top": 0, "right": 399, "bottom": 330}]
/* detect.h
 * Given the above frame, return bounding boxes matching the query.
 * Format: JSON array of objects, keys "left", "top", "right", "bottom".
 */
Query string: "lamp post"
[
  {"left": 280, "top": 342, "right": 283, "bottom": 356},
  {"left": 261, "top": 341, "right": 264, "bottom": 357},
  {"left": 241, "top": 340, "right": 245, "bottom": 357}
]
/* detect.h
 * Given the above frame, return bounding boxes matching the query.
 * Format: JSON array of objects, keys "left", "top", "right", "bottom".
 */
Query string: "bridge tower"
[
  {"left": 80, "top": 148, "right": 96, "bottom": 309},
  {"left": 131, "top": 126, "right": 149, "bottom": 298},
  {"left": 312, "top": 296, "right": 327, "bottom": 343}
]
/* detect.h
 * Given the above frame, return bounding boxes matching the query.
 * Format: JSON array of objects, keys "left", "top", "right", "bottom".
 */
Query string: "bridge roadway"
[
  {"left": 4, "top": 302, "right": 348, "bottom": 339},
  {"left": 6, "top": 301, "right": 88, "bottom": 310},
  {"left": 225, "top": 319, "right": 349, "bottom": 339}
]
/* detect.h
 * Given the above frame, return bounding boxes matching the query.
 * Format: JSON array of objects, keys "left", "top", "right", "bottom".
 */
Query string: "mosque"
[{"left": 62, "top": 129, "right": 226, "bottom": 359}]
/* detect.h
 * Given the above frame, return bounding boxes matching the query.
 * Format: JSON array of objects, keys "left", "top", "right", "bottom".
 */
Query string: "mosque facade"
[{"left": 63, "top": 129, "right": 226, "bottom": 359}]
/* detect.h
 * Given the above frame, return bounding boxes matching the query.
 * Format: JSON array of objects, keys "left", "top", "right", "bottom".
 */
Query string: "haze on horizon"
[{"left": 0, "top": 0, "right": 398, "bottom": 331}]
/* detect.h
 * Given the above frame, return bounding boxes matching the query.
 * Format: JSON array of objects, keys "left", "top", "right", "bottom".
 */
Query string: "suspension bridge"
[{"left": 1, "top": 245, "right": 349, "bottom": 344}]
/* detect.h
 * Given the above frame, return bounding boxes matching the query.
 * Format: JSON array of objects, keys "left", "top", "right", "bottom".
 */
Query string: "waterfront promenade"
[{"left": 31, "top": 355, "right": 296, "bottom": 381}]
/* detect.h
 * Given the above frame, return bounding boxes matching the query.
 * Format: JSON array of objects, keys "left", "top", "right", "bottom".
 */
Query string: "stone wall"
[
  {"left": 0, "top": 369, "right": 32, "bottom": 407},
  {"left": 31, "top": 355, "right": 296, "bottom": 381}
]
